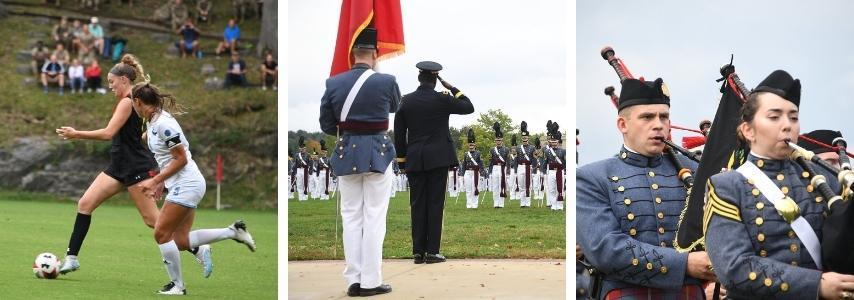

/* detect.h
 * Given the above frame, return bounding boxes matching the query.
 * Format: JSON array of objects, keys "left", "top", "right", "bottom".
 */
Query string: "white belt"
[{"left": 737, "top": 161, "right": 822, "bottom": 269}]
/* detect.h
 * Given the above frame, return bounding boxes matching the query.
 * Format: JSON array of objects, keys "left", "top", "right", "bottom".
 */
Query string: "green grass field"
[
  {"left": 1, "top": 199, "right": 277, "bottom": 299},
  {"left": 288, "top": 191, "right": 566, "bottom": 260}
]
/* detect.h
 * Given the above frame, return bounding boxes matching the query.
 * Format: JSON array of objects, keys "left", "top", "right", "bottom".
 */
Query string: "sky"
[
  {"left": 288, "top": 0, "right": 567, "bottom": 135},
  {"left": 576, "top": 0, "right": 854, "bottom": 166}
]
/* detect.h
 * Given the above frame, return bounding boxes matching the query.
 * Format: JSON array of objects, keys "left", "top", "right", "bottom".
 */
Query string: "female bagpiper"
[
  {"left": 704, "top": 70, "right": 854, "bottom": 299},
  {"left": 130, "top": 82, "right": 256, "bottom": 295}
]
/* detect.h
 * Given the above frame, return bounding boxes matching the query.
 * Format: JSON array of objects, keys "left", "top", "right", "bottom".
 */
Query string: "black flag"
[{"left": 674, "top": 64, "right": 750, "bottom": 251}]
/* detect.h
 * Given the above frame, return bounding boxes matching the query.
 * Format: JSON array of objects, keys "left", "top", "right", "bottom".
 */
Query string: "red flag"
[{"left": 330, "top": 0, "right": 405, "bottom": 76}]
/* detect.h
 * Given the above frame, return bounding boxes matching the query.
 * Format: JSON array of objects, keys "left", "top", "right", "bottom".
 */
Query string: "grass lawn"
[
  {"left": 0, "top": 198, "right": 277, "bottom": 299},
  {"left": 288, "top": 191, "right": 566, "bottom": 260}
]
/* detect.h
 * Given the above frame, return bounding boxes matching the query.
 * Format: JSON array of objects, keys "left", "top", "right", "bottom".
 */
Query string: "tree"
[{"left": 257, "top": 0, "right": 277, "bottom": 57}]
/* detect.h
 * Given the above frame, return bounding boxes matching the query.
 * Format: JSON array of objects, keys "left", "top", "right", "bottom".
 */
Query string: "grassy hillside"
[{"left": 0, "top": 5, "right": 277, "bottom": 209}]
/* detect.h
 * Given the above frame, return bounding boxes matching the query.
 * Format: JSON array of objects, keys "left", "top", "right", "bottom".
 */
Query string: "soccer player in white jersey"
[{"left": 131, "top": 83, "right": 257, "bottom": 295}]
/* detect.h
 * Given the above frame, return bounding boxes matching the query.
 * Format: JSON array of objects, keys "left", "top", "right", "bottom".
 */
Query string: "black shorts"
[{"left": 104, "top": 165, "right": 157, "bottom": 187}]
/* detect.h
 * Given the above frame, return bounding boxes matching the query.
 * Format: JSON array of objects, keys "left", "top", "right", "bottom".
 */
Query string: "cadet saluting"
[
  {"left": 318, "top": 28, "right": 399, "bottom": 297},
  {"left": 394, "top": 61, "right": 474, "bottom": 264}
]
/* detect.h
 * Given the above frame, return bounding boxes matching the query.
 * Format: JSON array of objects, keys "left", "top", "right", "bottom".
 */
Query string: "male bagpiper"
[
  {"left": 463, "top": 129, "right": 484, "bottom": 209},
  {"left": 489, "top": 122, "right": 510, "bottom": 208},
  {"left": 516, "top": 122, "right": 536, "bottom": 208},
  {"left": 544, "top": 121, "right": 565, "bottom": 211}
]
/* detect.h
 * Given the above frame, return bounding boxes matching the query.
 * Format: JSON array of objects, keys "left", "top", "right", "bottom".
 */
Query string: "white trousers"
[
  {"left": 518, "top": 165, "right": 531, "bottom": 207},
  {"left": 532, "top": 173, "right": 544, "bottom": 200},
  {"left": 340, "top": 164, "right": 393, "bottom": 289},
  {"left": 490, "top": 165, "right": 504, "bottom": 207},
  {"left": 547, "top": 169, "right": 563, "bottom": 210},
  {"left": 397, "top": 174, "right": 407, "bottom": 191},
  {"left": 296, "top": 167, "right": 308, "bottom": 201},
  {"left": 447, "top": 170, "right": 458, "bottom": 196},
  {"left": 508, "top": 170, "right": 518, "bottom": 200},
  {"left": 317, "top": 169, "right": 329, "bottom": 200},
  {"left": 464, "top": 170, "right": 478, "bottom": 208},
  {"left": 287, "top": 175, "right": 294, "bottom": 199}
]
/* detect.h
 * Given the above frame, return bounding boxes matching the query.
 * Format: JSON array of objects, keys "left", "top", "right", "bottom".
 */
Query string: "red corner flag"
[{"left": 330, "top": 0, "right": 405, "bottom": 76}]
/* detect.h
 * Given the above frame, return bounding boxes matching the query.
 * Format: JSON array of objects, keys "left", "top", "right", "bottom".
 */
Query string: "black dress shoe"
[
  {"left": 359, "top": 284, "right": 392, "bottom": 296},
  {"left": 413, "top": 253, "right": 424, "bottom": 264},
  {"left": 425, "top": 253, "right": 446, "bottom": 264},
  {"left": 347, "top": 283, "right": 360, "bottom": 297}
]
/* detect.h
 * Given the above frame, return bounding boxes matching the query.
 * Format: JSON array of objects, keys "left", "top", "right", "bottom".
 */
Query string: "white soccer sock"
[
  {"left": 189, "top": 228, "right": 236, "bottom": 249},
  {"left": 158, "top": 240, "right": 184, "bottom": 289}
]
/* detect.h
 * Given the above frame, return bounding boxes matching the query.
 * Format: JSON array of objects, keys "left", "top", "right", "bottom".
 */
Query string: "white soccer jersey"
[{"left": 147, "top": 111, "right": 205, "bottom": 188}]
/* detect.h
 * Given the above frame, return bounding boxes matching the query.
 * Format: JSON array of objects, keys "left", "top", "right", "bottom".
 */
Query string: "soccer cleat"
[
  {"left": 229, "top": 220, "right": 256, "bottom": 252},
  {"left": 193, "top": 245, "right": 213, "bottom": 278},
  {"left": 59, "top": 257, "right": 80, "bottom": 274},
  {"left": 157, "top": 281, "right": 187, "bottom": 295}
]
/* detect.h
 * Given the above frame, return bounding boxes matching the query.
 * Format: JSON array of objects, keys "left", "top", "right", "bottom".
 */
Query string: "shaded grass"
[{"left": 288, "top": 191, "right": 566, "bottom": 260}]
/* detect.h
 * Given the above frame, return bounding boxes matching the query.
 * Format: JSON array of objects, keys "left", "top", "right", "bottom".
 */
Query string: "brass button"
[
  {"left": 760, "top": 249, "right": 768, "bottom": 257},
  {"left": 384, "top": 136, "right": 388, "bottom": 140},
  {"left": 618, "top": 186, "right": 625, "bottom": 192},
  {"left": 777, "top": 174, "right": 785, "bottom": 181},
  {"left": 752, "top": 189, "right": 760, "bottom": 196},
  {"left": 781, "top": 282, "right": 789, "bottom": 292},
  {"left": 791, "top": 261, "right": 798, "bottom": 266},
  {"left": 788, "top": 230, "right": 796, "bottom": 238},
  {"left": 658, "top": 227, "right": 665, "bottom": 234},
  {"left": 655, "top": 197, "right": 662, "bottom": 204},
  {"left": 632, "top": 258, "right": 639, "bottom": 266},
  {"left": 352, "top": 166, "right": 357, "bottom": 171},
  {"left": 646, "top": 262, "right": 653, "bottom": 270},
  {"left": 381, "top": 143, "right": 386, "bottom": 147},
  {"left": 764, "top": 278, "right": 773, "bottom": 287},
  {"left": 629, "top": 228, "right": 637, "bottom": 236},
  {"left": 352, "top": 144, "right": 357, "bottom": 148},
  {"left": 749, "top": 272, "right": 757, "bottom": 280},
  {"left": 611, "top": 176, "right": 619, "bottom": 182},
  {"left": 624, "top": 198, "right": 632, "bottom": 205},
  {"left": 802, "top": 171, "right": 810, "bottom": 178},
  {"left": 648, "top": 171, "right": 655, "bottom": 177},
  {"left": 816, "top": 196, "right": 823, "bottom": 203},
  {"left": 651, "top": 183, "right": 659, "bottom": 190},
  {"left": 380, "top": 152, "right": 384, "bottom": 156},
  {"left": 758, "top": 233, "right": 766, "bottom": 242},
  {"left": 339, "top": 146, "right": 344, "bottom": 150},
  {"left": 781, "top": 186, "right": 789, "bottom": 194},
  {"left": 627, "top": 213, "right": 635, "bottom": 221},
  {"left": 621, "top": 152, "right": 628, "bottom": 159},
  {"left": 660, "top": 241, "right": 666, "bottom": 247},
  {"left": 660, "top": 266, "right": 668, "bottom": 274},
  {"left": 748, "top": 178, "right": 755, "bottom": 185},
  {"left": 790, "top": 244, "right": 798, "bottom": 252},
  {"left": 807, "top": 184, "right": 814, "bottom": 193},
  {"left": 757, "top": 160, "right": 765, "bottom": 168},
  {"left": 339, "top": 155, "right": 343, "bottom": 159},
  {"left": 755, "top": 217, "right": 764, "bottom": 226},
  {"left": 756, "top": 202, "right": 765, "bottom": 210},
  {"left": 657, "top": 212, "right": 664, "bottom": 219}
]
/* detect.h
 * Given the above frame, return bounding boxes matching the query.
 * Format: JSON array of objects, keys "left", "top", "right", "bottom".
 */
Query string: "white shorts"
[{"left": 165, "top": 181, "right": 207, "bottom": 208}]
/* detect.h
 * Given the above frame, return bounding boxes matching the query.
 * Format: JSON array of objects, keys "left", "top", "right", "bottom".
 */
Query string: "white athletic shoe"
[
  {"left": 157, "top": 281, "right": 186, "bottom": 295},
  {"left": 59, "top": 257, "right": 80, "bottom": 274},
  {"left": 229, "top": 220, "right": 256, "bottom": 252},
  {"left": 193, "top": 245, "right": 213, "bottom": 278}
]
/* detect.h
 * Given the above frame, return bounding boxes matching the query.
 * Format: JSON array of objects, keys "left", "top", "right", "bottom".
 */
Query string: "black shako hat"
[
  {"left": 416, "top": 61, "right": 442, "bottom": 73},
  {"left": 798, "top": 129, "right": 843, "bottom": 154},
  {"left": 320, "top": 140, "right": 327, "bottom": 151},
  {"left": 618, "top": 78, "right": 671, "bottom": 111},
  {"left": 298, "top": 136, "right": 306, "bottom": 148},
  {"left": 753, "top": 70, "right": 801, "bottom": 107},
  {"left": 493, "top": 122, "right": 503, "bottom": 140},
  {"left": 467, "top": 128, "right": 476, "bottom": 144},
  {"left": 520, "top": 121, "right": 529, "bottom": 137},
  {"left": 353, "top": 28, "right": 377, "bottom": 49}
]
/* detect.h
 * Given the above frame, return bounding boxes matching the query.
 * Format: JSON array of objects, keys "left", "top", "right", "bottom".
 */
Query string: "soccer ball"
[{"left": 33, "top": 253, "right": 61, "bottom": 279}]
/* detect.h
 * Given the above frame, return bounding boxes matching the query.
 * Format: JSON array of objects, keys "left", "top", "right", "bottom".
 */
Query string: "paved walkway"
[{"left": 288, "top": 259, "right": 566, "bottom": 299}]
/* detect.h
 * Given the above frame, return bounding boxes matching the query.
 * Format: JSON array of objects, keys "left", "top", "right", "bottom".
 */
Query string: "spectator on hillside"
[
  {"left": 81, "top": 0, "right": 100, "bottom": 11},
  {"left": 70, "top": 19, "right": 84, "bottom": 53},
  {"left": 215, "top": 19, "right": 240, "bottom": 58},
  {"left": 74, "top": 25, "right": 95, "bottom": 57},
  {"left": 224, "top": 52, "right": 247, "bottom": 88},
  {"left": 260, "top": 52, "right": 277, "bottom": 91},
  {"left": 52, "top": 16, "right": 71, "bottom": 49},
  {"left": 196, "top": 0, "right": 212, "bottom": 24},
  {"left": 68, "top": 58, "right": 85, "bottom": 94},
  {"left": 31, "top": 41, "right": 51, "bottom": 76},
  {"left": 171, "top": 0, "right": 189, "bottom": 30},
  {"left": 52, "top": 43, "right": 71, "bottom": 68},
  {"left": 89, "top": 17, "right": 105, "bottom": 55},
  {"left": 41, "top": 54, "right": 66, "bottom": 95},
  {"left": 84, "top": 59, "right": 103, "bottom": 93},
  {"left": 176, "top": 18, "right": 200, "bottom": 59}
]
